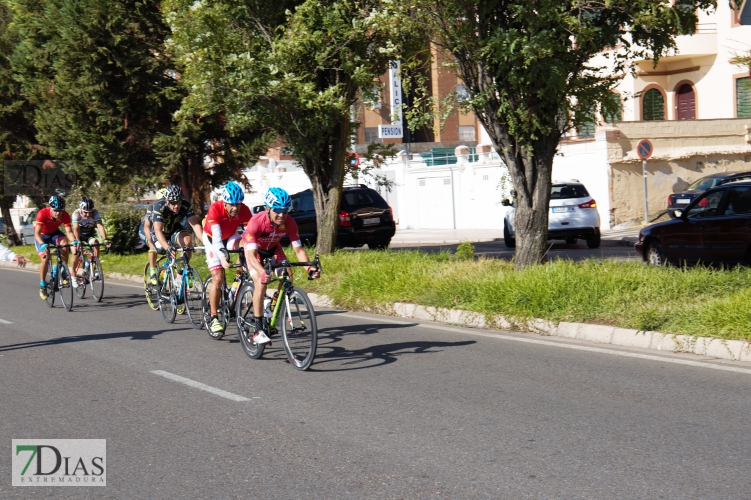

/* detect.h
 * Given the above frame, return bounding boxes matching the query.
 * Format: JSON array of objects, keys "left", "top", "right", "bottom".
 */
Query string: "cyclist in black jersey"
[{"left": 146, "top": 184, "right": 204, "bottom": 285}]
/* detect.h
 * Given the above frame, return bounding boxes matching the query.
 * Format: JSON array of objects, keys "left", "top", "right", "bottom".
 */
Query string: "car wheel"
[
  {"left": 368, "top": 238, "right": 391, "bottom": 250},
  {"left": 565, "top": 237, "right": 577, "bottom": 245},
  {"left": 503, "top": 221, "right": 515, "bottom": 248},
  {"left": 586, "top": 234, "right": 601, "bottom": 249},
  {"left": 646, "top": 241, "right": 668, "bottom": 266}
]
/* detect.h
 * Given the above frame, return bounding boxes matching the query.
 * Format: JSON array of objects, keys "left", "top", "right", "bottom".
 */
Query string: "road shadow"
[
  {"left": 0, "top": 327, "right": 177, "bottom": 353},
  {"left": 309, "top": 321, "right": 476, "bottom": 372}
]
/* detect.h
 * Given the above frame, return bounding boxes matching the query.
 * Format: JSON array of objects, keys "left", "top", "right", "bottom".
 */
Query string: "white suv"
[{"left": 503, "top": 180, "right": 601, "bottom": 248}]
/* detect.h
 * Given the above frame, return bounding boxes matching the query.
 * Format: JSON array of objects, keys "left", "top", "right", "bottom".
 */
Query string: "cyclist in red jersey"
[
  {"left": 242, "top": 187, "right": 320, "bottom": 344},
  {"left": 34, "top": 195, "right": 79, "bottom": 300},
  {"left": 202, "top": 182, "right": 252, "bottom": 334}
]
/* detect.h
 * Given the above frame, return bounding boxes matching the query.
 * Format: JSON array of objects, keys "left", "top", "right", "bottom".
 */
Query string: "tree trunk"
[
  {"left": 0, "top": 198, "right": 21, "bottom": 246},
  {"left": 476, "top": 104, "right": 559, "bottom": 269},
  {"left": 312, "top": 115, "right": 350, "bottom": 255}
]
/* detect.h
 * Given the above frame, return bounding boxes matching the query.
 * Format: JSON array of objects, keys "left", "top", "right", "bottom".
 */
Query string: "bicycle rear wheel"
[
  {"left": 184, "top": 268, "right": 204, "bottom": 329},
  {"left": 280, "top": 288, "right": 317, "bottom": 370},
  {"left": 74, "top": 261, "right": 86, "bottom": 299},
  {"left": 143, "top": 262, "right": 159, "bottom": 310},
  {"left": 58, "top": 263, "right": 74, "bottom": 312},
  {"left": 44, "top": 263, "right": 55, "bottom": 308},
  {"left": 90, "top": 258, "right": 105, "bottom": 301},
  {"left": 159, "top": 271, "right": 177, "bottom": 323},
  {"left": 236, "top": 283, "right": 265, "bottom": 358}
]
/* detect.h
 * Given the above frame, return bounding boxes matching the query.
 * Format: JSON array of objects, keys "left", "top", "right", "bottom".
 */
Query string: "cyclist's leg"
[
  {"left": 174, "top": 230, "right": 191, "bottom": 261},
  {"left": 147, "top": 231, "right": 161, "bottom": 284},
  {"left": 90, "top": 236, "right": 100, "bottom": 259},
  {"left": 203, "top": 233, "right": 225, "bottom": 317},
  {"left": 36, "top": 234, "right": 52, "bottom": 296}
]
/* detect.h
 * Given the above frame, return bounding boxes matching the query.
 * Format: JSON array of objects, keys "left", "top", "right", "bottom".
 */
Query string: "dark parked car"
[
  {"left": 637, "top": 180, "right": 751, "bottom": 266},
  {"left": 667, "top": 171, "right": 751, "bottom": 218},
  {"left": 277, "top": 185, "right": 395, "bottom": 249}
]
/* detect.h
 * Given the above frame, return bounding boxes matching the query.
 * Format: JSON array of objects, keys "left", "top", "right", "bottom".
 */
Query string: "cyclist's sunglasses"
[
  {"left": 82, "top": 210, "right": 93, "bottom": 216},
  {"left": 270, "top": 207, "right": 289, "bottom": 215}
]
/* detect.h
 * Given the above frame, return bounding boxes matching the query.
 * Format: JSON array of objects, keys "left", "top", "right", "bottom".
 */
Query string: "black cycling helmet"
[
  {"left": 164, "top": 184, "right": 183, "bottom": 203},
  {"left": 79, "top": 197, "right": 94, "bottom": 211},
  {"left": 49, "top": 195, "right": 65, "bottom": 210}
]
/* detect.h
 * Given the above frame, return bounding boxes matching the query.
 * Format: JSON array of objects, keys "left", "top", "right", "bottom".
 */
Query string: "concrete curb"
[{"left": 307, "top": 293, "right": 751, "bottom": 362}]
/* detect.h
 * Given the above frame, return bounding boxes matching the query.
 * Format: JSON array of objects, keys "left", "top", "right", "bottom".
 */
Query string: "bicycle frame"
[{"left": 263, "top": 255, "right": 322, "bottom": 330}]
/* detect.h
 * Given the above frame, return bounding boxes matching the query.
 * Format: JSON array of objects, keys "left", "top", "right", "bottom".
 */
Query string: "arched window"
[
  {"left": 577, "top": 106, "right": 596, "bottom": 138},
  {"left": 643, "top": 88, "right": 665, "bottom": 121},
  {"left": 737, "top": 77, "right": 751, "bottom": 118},
  {"left": 603, "top": 95, "right": 623, "bottom": 123},
  {"left": 675, "top": 83, "right": 696, "bottom": 120}
]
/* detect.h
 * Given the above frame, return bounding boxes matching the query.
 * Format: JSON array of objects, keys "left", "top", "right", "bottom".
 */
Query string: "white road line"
[
  {"left": 337, "top": 312, "right": 751, "bottom": 376},
  {"left": 151, "top": 370, "right": 250, "bottom": 402},
  {"left": 0, "top": 318, "right": 12, "bottom": 325}
]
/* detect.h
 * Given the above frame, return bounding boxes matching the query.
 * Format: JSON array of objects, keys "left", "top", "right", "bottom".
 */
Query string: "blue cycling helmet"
[
  {"left": 49, "top": 195, "right": 65, "bottom": 210},
  {"left": 222, "top": 182, "right": 245, "bottom": 204},
  {"left": 264, "top": 187, "right": 291, "bottom": 211}
]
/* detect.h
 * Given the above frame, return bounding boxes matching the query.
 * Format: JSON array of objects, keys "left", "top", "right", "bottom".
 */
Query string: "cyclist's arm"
[
  {"left": 292, "top": 245, "right": 319, "bottom": 278},
  {"left": 71, "top": 219, "right": 81, "bottom": 241},
  {"left": 64, "top": 224, "right": 76, "bottom": 244},
  {"left": 186, "top": 215, "right": 204, "bottom": 242},
  {"left": 34, "top": 223, "right": 44, "bottom": 246},
  {"left": 96, "top": 222, "right": 108, "bottom": 241},
  {"left": 153, "top": 221, "right": 171, "bottom": 251}
]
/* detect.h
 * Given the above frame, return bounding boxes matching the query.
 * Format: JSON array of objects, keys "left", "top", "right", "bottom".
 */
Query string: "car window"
[
  {"left": 687, "top": 176, "right": 722, "bottom": 191},
  {"left": 723, "top": 187, "right": 751, "bottom": 215},
  {"left": 687, "top": 190, "right": 726, "bottom": 219},
  {"left": 290, "top": 194, "right": 314, "bottom": 213},
  {"left": 342, "top": 190, "right": 388, "bottom": 209},
  {"left": 550, "top": 184, "right": 589, "bottom": 199}
]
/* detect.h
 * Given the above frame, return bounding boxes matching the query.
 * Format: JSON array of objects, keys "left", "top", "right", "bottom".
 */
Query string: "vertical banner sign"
[{"left": 379, "top": 61, "right": 404, "bottom": 139}]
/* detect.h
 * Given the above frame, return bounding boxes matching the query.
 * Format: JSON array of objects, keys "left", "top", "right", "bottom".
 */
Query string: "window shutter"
[
  {"left": 737, "top": 78, "right": 751, "bottom": 118},
  {"left": 643, "top": 89, "right": 665, "bottom": 121}
]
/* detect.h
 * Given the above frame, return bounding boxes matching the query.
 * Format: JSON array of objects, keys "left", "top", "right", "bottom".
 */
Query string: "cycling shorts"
[
  {"left": 35, "top": 231, "right": 67, "bottom": 256},
  {"left": 246, "top": 245, "right": 287, "bottom": 277},
  {"left": 149, "top": 230, "right": 186, "bottom": 254},
  {"left": 203, "top": 233, "right": 242, "bottom": 272}
]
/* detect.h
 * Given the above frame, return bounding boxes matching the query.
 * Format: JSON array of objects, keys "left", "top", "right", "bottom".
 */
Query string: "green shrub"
[
  {"left": 454, "top": 241, "right": 475, "bottom": 260},
  {"left": 101, "top": 203, "right": 144, "bottom": 254}
]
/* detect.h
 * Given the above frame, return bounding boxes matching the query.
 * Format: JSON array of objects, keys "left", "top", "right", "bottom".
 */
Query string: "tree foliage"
[
  {"left": 163, "top": 0, "right": 418, "bottom": 253},
  {"left": 416, "top": 0, "right": 715, "bottom": 268}
]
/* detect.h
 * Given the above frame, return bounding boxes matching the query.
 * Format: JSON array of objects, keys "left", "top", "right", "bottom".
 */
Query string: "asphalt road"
[{"left": 1, "top": 266, "right": 750, "bottom": 498}]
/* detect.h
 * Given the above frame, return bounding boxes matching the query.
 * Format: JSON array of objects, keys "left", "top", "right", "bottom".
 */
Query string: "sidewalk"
[{"left": 391, "top": 227, "right": 641, "bottom": 246}]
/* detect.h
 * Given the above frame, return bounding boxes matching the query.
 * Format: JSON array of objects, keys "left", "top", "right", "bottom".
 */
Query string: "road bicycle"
[
  {"left": 73, "top": 240, "right": 109, "bottom": 302},
  {"left": 42, "top": 243, "right": 75, "bottom": 311},
  {"left": 201, "top": 248, "right": 250, "bottom": 340},
  {"left": 156, "top": 245, "right": 204, "bottom": 327},
  {"left": 235, "top": 254, "right": 322, "bottom": 371}
]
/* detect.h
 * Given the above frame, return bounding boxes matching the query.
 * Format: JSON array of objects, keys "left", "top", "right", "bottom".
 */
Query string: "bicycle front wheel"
[
  {"left": 280, "top": 288, "right": 317, "bottom": 370},
  {"left": 90, "top": 259, "right": 105, "bottom": 301},
  {"left": 58, "top": 263, "right": 74, "bottom": 312},
  {"left": 44, "top": 263, "right": 55, "bottom": 308},
  {"left": 74, "top": 262, "right": 86, "bottom": 299},
  {"left": 236, "top": 283, "right": 265, "bottom": 358},
  {"left": 143, "top": 262, "right": 159, "bottom": 310},
  {"left": 159, "top": 271, "right": 177, "bottom": 323},
  {"left": 184, "top": 268, "right": 204, "bottom": 329}
]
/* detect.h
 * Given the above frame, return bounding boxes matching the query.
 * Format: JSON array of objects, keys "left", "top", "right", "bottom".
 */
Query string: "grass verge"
[{"left": 12, "top": 245, "right": 751, "bottom": 341}]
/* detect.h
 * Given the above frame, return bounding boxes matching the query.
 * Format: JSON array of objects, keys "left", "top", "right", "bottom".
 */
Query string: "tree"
[
  {"left": 0, "top": 0, "right": 43, "bottom": 245},
  {"left": 163, "top": 0, "right": 417, "bottom": 254},
  {"left": 416, "top": 0, "right": 715, "bottom": 268}
]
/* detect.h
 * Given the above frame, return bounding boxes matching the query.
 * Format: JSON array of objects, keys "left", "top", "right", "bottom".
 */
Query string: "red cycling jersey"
[
  {"left": 34, "top": 207, "right": 72, "bottom": 235},
  {"left": 203, "top": 201, "right": 252, "bottom": 239},
  {"left": 242, "top": 211, "right": 301, "bottom": 251}
]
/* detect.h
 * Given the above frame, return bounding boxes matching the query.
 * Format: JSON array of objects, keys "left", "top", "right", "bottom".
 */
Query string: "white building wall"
[{"left": 553, "top": 132, "right": 612, "bottom": 230}]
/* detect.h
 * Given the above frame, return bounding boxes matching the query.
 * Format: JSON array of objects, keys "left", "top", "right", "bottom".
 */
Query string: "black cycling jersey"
[{"left": 151, "top": 199, "right": 195, "bottom": 234}]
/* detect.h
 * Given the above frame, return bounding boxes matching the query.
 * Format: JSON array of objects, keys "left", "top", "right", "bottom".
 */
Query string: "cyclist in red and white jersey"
[
  {"left": 34, "top": 195, "right": 79, "bottom": 299},
  {"left": 203, "top": 182, "right": 252, "bottom": 334},
  {"left": 241, "top": 187, "right": 320, "bottom": 344}
]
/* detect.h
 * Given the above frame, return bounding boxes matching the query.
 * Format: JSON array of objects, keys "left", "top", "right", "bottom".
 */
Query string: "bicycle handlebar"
[{"left": 263, "top": 254, "right": 322, "bottom": 280}]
